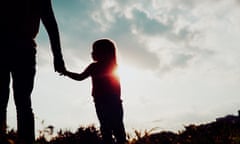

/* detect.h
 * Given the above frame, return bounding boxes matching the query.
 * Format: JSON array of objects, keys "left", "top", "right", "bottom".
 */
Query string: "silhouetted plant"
[
  {"left": 4, "top": 111, "right": 240, "bottom": 144},
  {"left": 0, "top": 128, "right": 18, "bottom": 144},
  {"left": 48, "top": 125, "right": 102, "bottom": 144}
]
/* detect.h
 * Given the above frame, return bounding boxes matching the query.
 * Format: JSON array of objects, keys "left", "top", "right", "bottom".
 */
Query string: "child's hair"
[{"left": 92, "top": 39, "right": 117, "bottom": 65}]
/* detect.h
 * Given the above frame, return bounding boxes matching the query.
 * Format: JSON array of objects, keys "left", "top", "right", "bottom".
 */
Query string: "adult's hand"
[{"left": 54, "top": 57, "right": 66, "bottom": 73}]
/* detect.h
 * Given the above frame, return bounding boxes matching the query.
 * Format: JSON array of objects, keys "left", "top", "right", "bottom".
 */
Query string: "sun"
[{"left": 116, "top": 62, "right": 138, "bottom": 83}]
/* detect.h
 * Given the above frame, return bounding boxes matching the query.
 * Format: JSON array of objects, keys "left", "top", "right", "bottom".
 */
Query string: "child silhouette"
[{"left": 63, "top": 39, "right": 127, "bottom": 144}]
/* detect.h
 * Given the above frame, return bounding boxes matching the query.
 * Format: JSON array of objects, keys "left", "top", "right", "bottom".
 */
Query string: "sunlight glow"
[{"left": 117, "top": 63, "right": 139, "bottom": 83}]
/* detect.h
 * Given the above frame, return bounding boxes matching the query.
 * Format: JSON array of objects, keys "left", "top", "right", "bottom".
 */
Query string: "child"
[{"left": 63, "top": 39, "right": 127, "bottom": 144}]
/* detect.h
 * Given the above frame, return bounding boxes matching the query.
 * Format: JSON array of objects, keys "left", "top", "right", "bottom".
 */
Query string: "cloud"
[
  {"left": 55, "top": 0, "right": 162, "bottom": 70},
  {"left": 37, "top": 0, "right": 172, "bottom": 70},
  {"left": 140, "top": 0, "right": 240, "bottom": 74},
  {"left": 132, "top": 10, "right": 172, "bottom": 36},
  {"left": 37, "top": 0, "right": 240, "bottom": 75}
]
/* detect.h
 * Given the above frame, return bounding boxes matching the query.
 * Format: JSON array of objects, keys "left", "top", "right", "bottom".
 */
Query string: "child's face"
[{"left": 91, "top": 51, "right": 98, "bottom": 61}]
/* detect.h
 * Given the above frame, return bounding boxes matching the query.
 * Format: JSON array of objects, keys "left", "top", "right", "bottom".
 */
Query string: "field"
[{"left": 1, "top": 112, "right": 240, "bottom": 144}]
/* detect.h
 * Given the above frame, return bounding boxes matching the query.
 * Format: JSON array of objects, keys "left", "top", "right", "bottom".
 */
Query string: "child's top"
[{"left": 83, "top": 61, "right": 121, "bottom": 103}]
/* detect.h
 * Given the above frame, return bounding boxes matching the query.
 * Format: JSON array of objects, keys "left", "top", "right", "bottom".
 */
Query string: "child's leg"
[
  {"left": 111, "top": 102, "right": 127, "bottom": 144},
  {"left": 100, "top": 125, "right": 115, "bottom": 144},
  {"left": 113, "top": 121, "right": 127, "bottom": 144},
  {"left": 95, "top": 103, "right": 115, "bottom": 144}
]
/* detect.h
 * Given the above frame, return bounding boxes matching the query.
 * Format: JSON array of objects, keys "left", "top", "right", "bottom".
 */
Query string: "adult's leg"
[
  {"left": 12, "top": 67, "right": 35, "bottom": 144},
  {"left": 0, "top": 70, "right": 11, "bottom": 134},
  {"left": 11, "top": 47, "right": 36, "bottom": 144}
]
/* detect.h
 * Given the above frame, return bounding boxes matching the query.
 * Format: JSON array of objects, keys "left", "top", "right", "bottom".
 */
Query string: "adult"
[{"left": 0, "top": 0, "right": 66, "bottom": 143}]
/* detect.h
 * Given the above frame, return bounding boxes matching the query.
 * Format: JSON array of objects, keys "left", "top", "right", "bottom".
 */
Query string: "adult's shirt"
[{"left": 0, "top": 0, "right": 62, "bottom": 67}]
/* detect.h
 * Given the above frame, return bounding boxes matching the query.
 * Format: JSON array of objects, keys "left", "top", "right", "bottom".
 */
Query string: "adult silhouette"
[{"left": 0, "top": 0, "right": 66, "bottom": 143}]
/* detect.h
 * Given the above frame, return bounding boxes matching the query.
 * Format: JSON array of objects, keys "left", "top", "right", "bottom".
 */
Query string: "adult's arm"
[{"left": 40, "top": 0, "right": 66, "bottom": 73}]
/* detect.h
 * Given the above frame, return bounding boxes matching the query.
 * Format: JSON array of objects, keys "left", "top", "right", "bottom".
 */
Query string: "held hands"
[
  {"left": 54, "top": 56, "right": 66, "bottom": 74},
  {"left": 53, "top": 56, "right": 72, "bottom": 77},
  {"left": 59, "top": 69, "right": 70, "bottom": 76}
]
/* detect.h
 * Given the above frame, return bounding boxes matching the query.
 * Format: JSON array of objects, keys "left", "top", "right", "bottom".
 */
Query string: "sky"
[{"left": 7, "top": 0, "right": 240, "bottom": 135}]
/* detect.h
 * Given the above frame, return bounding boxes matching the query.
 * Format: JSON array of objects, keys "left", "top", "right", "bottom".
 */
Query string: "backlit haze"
[{"left": 7, "top": 0, "right": 240, "bottom": 135}]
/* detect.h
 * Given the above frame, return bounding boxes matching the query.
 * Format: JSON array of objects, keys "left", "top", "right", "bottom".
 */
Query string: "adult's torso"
[
  {"left": 0, "top": 0, "right": 42, "bottom": 46},
  {"left": 0, "top": 0, "right": 43, "bottom": 67}
]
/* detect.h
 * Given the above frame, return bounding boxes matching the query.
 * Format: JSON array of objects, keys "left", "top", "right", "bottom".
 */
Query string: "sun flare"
[{"left": 117, "top": 62, "right": 139, "bottom": 83}]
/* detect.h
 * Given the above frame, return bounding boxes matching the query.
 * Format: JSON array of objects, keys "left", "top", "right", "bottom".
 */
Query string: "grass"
[{"left": 1, "top": 113, "right": 240, "bottom": 144}]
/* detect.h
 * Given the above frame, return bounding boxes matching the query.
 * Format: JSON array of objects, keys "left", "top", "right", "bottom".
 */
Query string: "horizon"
[{"left": 6, "top": 0, "right": 240, "bottom": 136}]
